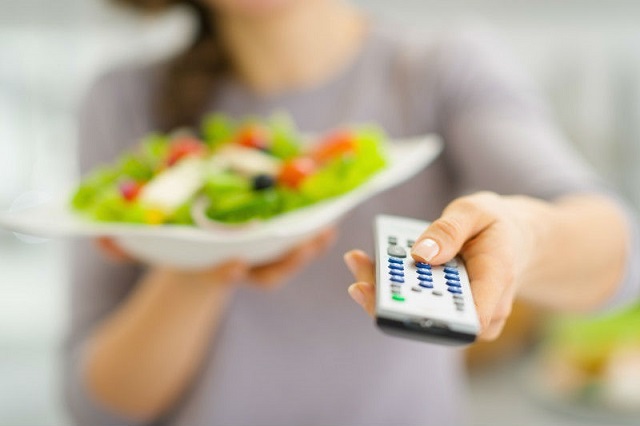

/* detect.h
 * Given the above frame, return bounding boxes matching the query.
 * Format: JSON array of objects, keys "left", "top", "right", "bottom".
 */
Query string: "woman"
[{"left": 65, "top": 0, "right": 640, "bottom": 425}]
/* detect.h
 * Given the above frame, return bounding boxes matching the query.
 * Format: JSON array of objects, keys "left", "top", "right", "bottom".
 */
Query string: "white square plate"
[{"left": 0, "top": 135, "right": 442, "bottom": 269}]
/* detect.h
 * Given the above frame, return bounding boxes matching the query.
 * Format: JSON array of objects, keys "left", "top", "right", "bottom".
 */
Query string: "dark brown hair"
[{"left": 113, "top": 0, "right": 228, "bottom": 130}]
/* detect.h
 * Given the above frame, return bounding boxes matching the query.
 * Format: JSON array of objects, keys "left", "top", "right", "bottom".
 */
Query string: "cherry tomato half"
[
  {"left": 119, "top": 180, "right": 143, "bottom": 202},
  {"left": 167, "top": 138, "right": 207, "bottom": 166},
  {"left": 278, "top": 157, "right": 317, "bottom": 189},
  {"left": 311, "top": 131, "right": 356, "bottom": 164},
  {"left": 237, "top": 126, "right": 268, "bottom": 150}
]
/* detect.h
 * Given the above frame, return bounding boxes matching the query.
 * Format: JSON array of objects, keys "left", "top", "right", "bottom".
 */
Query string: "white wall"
[{"left": 1, "top": 1, "right": 640, "bottom": 425}]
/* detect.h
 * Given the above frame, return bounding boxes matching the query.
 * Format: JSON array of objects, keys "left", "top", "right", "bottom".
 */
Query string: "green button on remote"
[{"left": 392, "top": 294, "right": 405, "bottom": 302}]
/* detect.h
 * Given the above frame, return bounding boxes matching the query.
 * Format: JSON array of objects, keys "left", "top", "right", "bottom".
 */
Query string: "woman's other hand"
[{"left": 95, "top": 227, "right": 338, "bottom": 289}]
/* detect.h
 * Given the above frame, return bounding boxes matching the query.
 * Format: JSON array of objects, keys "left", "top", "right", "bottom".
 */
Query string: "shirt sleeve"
[
  {"left": 62, "top": 69, "right": 155, "bottom": 426},
  {"left": 432, "top": 29, "right": 640, "bottom": 311}
]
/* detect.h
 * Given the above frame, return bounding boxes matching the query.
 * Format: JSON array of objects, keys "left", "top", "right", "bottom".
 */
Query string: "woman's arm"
[
  {"left": 82, "top": 263, "right": 243, "bottom": 422},
  {"left": 344, "top": 30, "right": 639, "bottom": 341},
  {"left": 76, "top": 229, "right": 336, "bottom": 423},
  {"left": 513, "top": 193, "right": 630, "bottom": 311}
]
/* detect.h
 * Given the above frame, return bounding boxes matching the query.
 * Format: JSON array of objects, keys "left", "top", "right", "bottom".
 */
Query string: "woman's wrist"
[
  {"left": 142, "top": 266, "right": 239, "bottom": 310},
  {"left": 503, "top": 195, "right": 557, "bottom": 298}
]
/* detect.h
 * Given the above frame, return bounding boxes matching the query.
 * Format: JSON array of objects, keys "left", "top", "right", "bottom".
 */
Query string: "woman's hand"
[
  {"left": 96, "top": 227, "right": 338, "bottom": 290},
  {"left": 345, "top": 191, "right": 540, "bottom": 341},
  {"left": 247, "top": 228, "right": 338, "bottom": 288}
]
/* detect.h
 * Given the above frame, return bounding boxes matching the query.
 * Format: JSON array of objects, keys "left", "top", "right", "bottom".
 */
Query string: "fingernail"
[
  {"left": 348, "top": 285, "right": 366, "bottom": 307},
  {"left": 343, "top": 252, "right": 358, "bottom": 275},
  {"left": 412, "top": 239, "right": 439, "bottom": 262}
]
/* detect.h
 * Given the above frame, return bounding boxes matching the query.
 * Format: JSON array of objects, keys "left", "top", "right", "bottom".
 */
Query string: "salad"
[{"left": 71, "top": 114, "right": 388, "bottom": 226}]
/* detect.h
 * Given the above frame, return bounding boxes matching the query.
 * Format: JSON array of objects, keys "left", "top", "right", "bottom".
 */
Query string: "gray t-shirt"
[{"left": 64, "top": 24, "right": 640, "bottom": 426}]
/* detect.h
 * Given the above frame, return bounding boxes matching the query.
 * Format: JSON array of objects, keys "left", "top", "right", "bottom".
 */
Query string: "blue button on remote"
[
  {"left": 388, "top": 258, "right": 403, "bottom": 265},
  {"left": 417, "top": 268, "right": 432, "bottom": 275},
  {"left": 444, "top": 267, "right": 459, "bottom": 275},
  {"left": 390, "top": 277, "right": 405, "bottom": 284},
  {"left": 447, "top": 287, "right": 463, "bottom": 294},
  {"left": 415, "top": 262, "right": 431, "bottom": 269},
  {"left": 444, "top": 274, "right": 460, "bottom": 281},
  {"left": 389, "top": 264, "right": 403, "bottom": 271},
  {"left": 389, "top": 271, "right": 404, "bottom": 278},
  {"left": 418, "top": 275, "right": 433, "bottom": 282},
  {"left": 419, "top": 282, "right": 434, "bottom": 289},
  {"left": 446, "top": 281, "right": 461, "bottom": 288}
]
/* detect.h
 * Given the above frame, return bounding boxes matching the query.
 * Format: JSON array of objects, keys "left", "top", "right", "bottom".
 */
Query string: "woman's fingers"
[
  {"left": 411, "top": 192, "right": 499, "bottom": 265},
  {"left": 347, "top": 282, "right": 376, "bottom": 316},
  {"left": 344, "top": 250, "right": 377, "bottom": 316},
  {"left": 480, "top": 318, "right": 508, "bottom": 341},
  {"left": 96, "top": 237, "right": 135, "bottom": 263},
  {"left": 206, "top": 259, "right": 250, "bottom": 285},
  {"left": 463, "top": 227, "right": 517, "bottom": 339},
  {"left": 169, "top": 258, "right": 249, "bottom": 287},
  {"left": 248, "top": 228, "right": 337, "bottom": 288},
  {"left": 343, "top": 250, "right": 375, "bottom": 283}
]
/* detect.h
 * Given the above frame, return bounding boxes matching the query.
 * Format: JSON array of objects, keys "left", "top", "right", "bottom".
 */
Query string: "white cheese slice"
[
  {"left": 138, "top": 158, "right": 206, "bottom": 213},
  {"left": 212, "top": 145, "right": 281, "bottom": 176}
]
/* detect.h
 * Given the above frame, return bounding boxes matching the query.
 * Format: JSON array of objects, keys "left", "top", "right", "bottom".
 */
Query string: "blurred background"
[{"left": 1, "top": 0, "right": 639, "bottom": 424}]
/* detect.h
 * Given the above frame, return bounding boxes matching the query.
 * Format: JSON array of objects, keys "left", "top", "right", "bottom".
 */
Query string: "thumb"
[{"left": 411, "top": 196, "right": 496, "bottom": 265}]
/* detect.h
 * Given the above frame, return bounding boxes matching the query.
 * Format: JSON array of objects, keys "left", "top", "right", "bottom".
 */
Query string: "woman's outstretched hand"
[{"left": 345, "top": 192, "right": 538, "bottom": 342}]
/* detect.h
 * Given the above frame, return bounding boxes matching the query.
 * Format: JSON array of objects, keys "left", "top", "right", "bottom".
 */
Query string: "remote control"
[{"left": 374, "top": 215, "right": 479, "bottom": 345}]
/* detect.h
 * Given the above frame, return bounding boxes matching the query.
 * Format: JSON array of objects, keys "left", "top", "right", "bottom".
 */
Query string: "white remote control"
[{"left": 374, "top": 215, "right": 480, "bottom": 345}]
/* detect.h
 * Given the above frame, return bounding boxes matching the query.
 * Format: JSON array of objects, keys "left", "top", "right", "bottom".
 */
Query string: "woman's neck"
[{"left": 218, "top": 0, "right": 367, "bottom": 95}]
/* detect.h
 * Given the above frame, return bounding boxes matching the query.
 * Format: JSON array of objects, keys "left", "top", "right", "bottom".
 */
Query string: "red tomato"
[
  {"left": 167, "top": 138, "right": 207, "bottom": 166},
  {"left": 278, "top": 157, "right": 317, "bottom": 189},
  {"left": 237, "top": 126, "right": 268, "bottom": 150},
  {"left": 311, "top": 131, "right": 356, "bottom": 163},
  {"left": 119, "top": 180, "right": 143, "bottom": 202}
]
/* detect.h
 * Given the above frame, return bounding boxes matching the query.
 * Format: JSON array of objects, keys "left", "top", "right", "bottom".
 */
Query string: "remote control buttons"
[
  {"left": 388, "top": 236, "right": 397, "bottom": 245},
  {"left": 444, "top": 274, "right": 460, "bottom": 281},
  {"left": 387, "top": 250, "right": 406, "bottom": 301},
  {"left": 419, "top": 282, "right": 434, "bottom": 289},
  {"left": 446, "top": 280, "right": 461, "bottom": 288},
  {"left": 447, "top": 287, "right": 463, "bottom": 295},
  {"left": 392, "top": 294, "right": 405, "bottom": 302},
  {"left": 415, "top": 262, "right": 431, "bottom": 269},
  {"left": 432, "top": 291, "right": 443, "bottom": 296},
  {"left": 387, "top": 245, "right": 407, "bottom": 258},
  {"left": 407, "top": 240, "right": 415, "bottom": 248},
  {"left": 454, "top": 294, "right": 465, "bottom": 311},
  {"left": 412, "top": 286, "right": 422, "bottom": 292},
  {"left": 443, "top": 267, "right": 459, "bottom": 275},
  {"left": 445, "top": 260, "right": 458, "bottom": 267}
]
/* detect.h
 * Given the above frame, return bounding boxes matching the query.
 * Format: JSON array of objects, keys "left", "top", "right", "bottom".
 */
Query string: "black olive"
[{"left": 252, "top": 174, "right": 276, "bottom": 191}]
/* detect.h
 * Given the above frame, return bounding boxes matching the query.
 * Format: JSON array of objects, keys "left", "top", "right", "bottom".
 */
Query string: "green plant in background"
[{"left": 540, "top": 302, "right": 640, "bottom": 411}]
